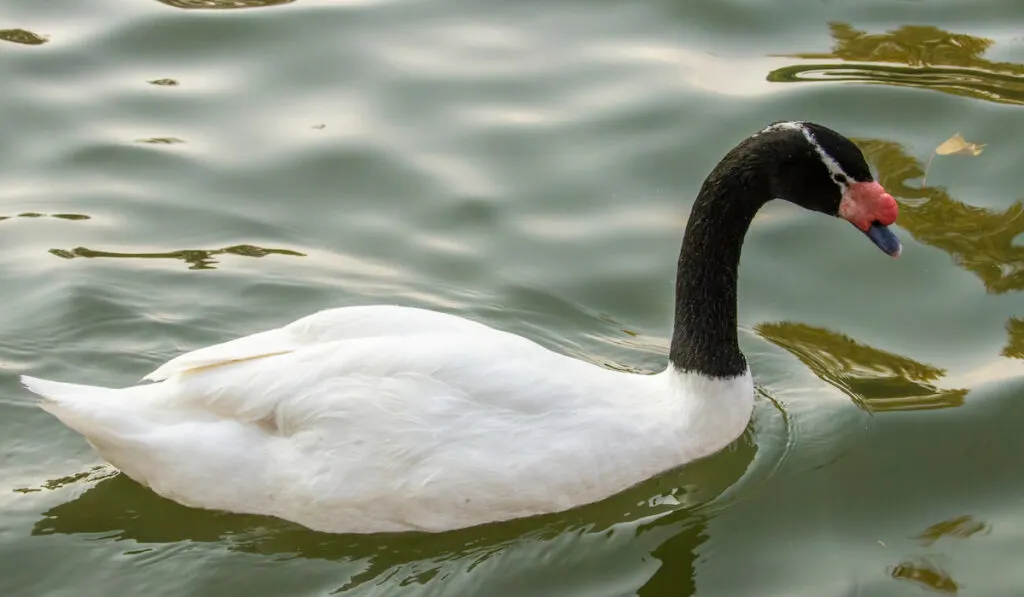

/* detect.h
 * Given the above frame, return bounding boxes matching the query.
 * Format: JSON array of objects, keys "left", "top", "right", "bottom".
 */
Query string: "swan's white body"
[{"left": 23, "top": 305, "right": 753, "bottom": 534}]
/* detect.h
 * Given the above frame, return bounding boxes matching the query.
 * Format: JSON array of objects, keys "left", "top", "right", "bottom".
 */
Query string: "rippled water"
[{"left": 2, "top": 0, "right": 1023, "bottom": 595}]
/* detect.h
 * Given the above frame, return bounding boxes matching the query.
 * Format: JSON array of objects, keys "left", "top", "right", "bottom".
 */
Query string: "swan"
[{"left": 22, "top": 121, "right": 901, "bottom": 534}]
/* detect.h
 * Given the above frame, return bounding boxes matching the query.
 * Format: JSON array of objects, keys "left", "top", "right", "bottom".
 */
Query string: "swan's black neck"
[{"left": 669, "top": 145, "right": 772, "bottom": 378}]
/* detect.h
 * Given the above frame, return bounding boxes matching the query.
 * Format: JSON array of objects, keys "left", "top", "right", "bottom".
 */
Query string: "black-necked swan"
[{"left": 22, "top": 121, "right": 901, "bottom": 534}]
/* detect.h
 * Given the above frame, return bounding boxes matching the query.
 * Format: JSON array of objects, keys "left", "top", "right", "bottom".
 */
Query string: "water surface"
[{"left": 2, "top": 0, "right": 1023, "bottom": 595}]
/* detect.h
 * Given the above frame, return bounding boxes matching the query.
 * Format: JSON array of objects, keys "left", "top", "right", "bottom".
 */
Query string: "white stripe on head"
[{"left": 758, "top": 121, "right": 852, "bottom": 191}]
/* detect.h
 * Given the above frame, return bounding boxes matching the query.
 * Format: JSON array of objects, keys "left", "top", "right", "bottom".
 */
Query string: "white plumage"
[{"left": 22, "top": 305, "right": 753, "bottom": 534}]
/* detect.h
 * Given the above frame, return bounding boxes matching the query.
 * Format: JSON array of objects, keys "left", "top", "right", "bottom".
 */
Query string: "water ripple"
[{"left": 2, "top": 0, "right": 1023, "bottom": 595}]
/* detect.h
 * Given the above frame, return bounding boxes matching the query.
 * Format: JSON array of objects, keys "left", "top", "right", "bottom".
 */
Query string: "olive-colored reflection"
[
  {"left": 155, "top": 0, "right": 294, "bottom": 8},
  {"left": 147, "top": 79, "right": 180, "bottom": 87},
  {"left": 25, "top": 430, "right": 755, "bottom": 593},
  {"left": 633, "top": 516, "right": 705, "bottom": 597},
  {"left": 885, "top": 515, "right": 990, "bottom": 593},
  {"left": 48, "top": 244, "right": 305, "bottom": 270},
  {"left": 855, "top": 137, "right": 1024, "bottom": 294},
  {"left": 0, "top": 29, "right": 47, "bottom": 45},
  {"left": 915, "top": 515, "right": 989, "bottom": 546},
  {"left": 1, "top": 213, "right": 90, "bottom": 222},
  {"left": 1003, "top": 318, "right": 1024, "bottom": 360},
  {"left": 136, "top": 137, "right": 185, "bottom": 145},
  {"left": 890, "top": 557, "right": 960, "bottom": 594},
  {"left": 768, "top": 23, "right": 1024, "bottom": 106},
  {"left": 756, "top": 322, "right": 967, "bottom": 412}
]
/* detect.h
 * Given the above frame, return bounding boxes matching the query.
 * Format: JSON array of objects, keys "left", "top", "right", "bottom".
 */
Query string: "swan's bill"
[
  {"left": 838, "top": 181, "right": 901, "bottom": 257},
  {"left": 863, "top": 221, "right": 902, "bottom": 257}
]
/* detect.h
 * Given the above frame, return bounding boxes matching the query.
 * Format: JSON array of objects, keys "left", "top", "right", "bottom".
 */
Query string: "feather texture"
[{"left": 22, "top": 306, "right": 753, "bottom": 533}]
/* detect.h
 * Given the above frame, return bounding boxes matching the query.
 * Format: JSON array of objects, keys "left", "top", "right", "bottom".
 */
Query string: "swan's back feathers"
[
  {"left": 143, "top": 305, "right": 493, "bottom": 382},
  {"left": 169, "top": 332, "right": 594, "bottom": 435}
]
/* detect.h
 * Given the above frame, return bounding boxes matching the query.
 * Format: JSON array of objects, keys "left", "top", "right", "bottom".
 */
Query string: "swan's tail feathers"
[
  {"left": 21, "top": 375, "right": 110, "bottom": 403},
  {"left": 21, "top": 375, "right": 152, "bottom": 447}
]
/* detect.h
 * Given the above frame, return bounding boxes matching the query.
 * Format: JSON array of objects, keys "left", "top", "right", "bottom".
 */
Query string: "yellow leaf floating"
[
  {"left": 934, "top": 133, "right": 985, "bottom": 156},
  {"left": 922, "top": 133, "right": 986, "bottom": 186}
]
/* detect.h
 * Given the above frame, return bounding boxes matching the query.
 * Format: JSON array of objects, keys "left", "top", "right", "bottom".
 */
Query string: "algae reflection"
[
  {"left": 768, "top": 23, "right": 1024, "bottom": 106},
  {"left": 756, "top": 322, "right": 966, "bottom": 412},
  {"left": 855, "top": 137, "right": 1024, "bottom": 294}
]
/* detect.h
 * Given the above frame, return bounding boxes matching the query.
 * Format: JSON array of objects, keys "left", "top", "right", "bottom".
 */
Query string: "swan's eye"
[{"left": 832, "top": 173, "right": 848, "bottom": 186}]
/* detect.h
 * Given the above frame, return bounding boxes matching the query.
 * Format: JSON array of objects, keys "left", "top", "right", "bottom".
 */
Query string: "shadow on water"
[
  {"left": 767, "top": 23, "right": 1024, "bottom": 106},
  {"left": 18, "top": 426, "right": 758, "bottom": 594},
  {"left": 756, "top": 321, "right": 967, "bottom": 412},
  {"left": 47, "top": 244, "right": 306, "bottom": 270},
  {"left": 854, "top": 137, "right": 1024, "bottom": 295}
]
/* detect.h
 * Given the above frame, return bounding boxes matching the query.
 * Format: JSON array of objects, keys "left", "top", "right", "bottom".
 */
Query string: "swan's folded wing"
[
  {"left": 143, "top": 328, "right": 296, "bottom": 382},
  {"left": 143, "top": 306, "right": 494, "bottom": 382},
  {"left": 166, "top": 333, "right": 589, "bottom": 437}
]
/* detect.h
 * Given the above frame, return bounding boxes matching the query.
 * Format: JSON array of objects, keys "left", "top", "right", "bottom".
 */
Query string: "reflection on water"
[
  {"left": 1003, "top": 318, "right": 1024, "bottom": 359},
  {"left": 856, "top": 137, "right": 1024, "bottom": 294},
  {"left": 885, "top": 515, "right": 990, "bottom": 595},
  {"left": 154, "top": 0, "right": 295, "bottom": 8},
  {"left": 13, "top": 468, "right": 100, "bottom": 494},
  {"left": 48, "top": 244, "right": 306, "bottom": 270},
  {"left": 890, "top": 557, "right": 960, "bottom": 594},
  {"left": 0, "top": 213, "right": 90, "bottom": 222},
  {"left": 19, "top": 430, "right": 757, "bottom": 594},
  {"left": 756, "top": 322, "right": 967, "bottom": 412},
  {"left": 136, "top": 137, "right": 186, "bottom": 145},
  {"left": 768, "top": 23, "right": 1024, "bottom": 106},
  {"left": 0, "top": 29, "right": 47, "bottom": 45},
  {"left": 915, "top": 515, "right": 989, "bottom": 546},
  {"left": 634, "top": 517, "right": 703, "bottom": 597},
  {"left": 147, "top": 79, "right": 180, "bottom": 87}
]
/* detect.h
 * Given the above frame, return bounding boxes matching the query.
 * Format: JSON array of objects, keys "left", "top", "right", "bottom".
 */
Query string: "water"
[{"left": 2, "top": 0, "right": 1023, "bottom": 595}]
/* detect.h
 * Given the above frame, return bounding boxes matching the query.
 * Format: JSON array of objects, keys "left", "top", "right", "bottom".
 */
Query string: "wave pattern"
[{"left": 1, "top": 3, "right": 1023, "bottom": 597}]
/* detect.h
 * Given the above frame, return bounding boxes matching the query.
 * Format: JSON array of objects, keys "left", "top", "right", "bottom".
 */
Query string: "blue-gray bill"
[{"left": 863, "top": 221, "right": 901, "bottom": 257}]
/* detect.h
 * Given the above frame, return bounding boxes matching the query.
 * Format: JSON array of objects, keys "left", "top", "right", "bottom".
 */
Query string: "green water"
[{"left": 2, "top": 0, "right": 1023, "bottom": 594}]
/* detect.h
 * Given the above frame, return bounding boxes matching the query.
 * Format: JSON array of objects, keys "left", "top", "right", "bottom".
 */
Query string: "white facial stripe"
[
  {"left": 758, "top": 121, "right": 804, "bottom": 135},
  {"left": 758, "top": 121, "right": 852, "bottom": 191}
]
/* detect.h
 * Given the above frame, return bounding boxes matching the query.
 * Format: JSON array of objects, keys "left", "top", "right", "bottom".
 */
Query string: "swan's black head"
[{"left": 756, "top": 121, "right": 901, "bottom": 257}]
